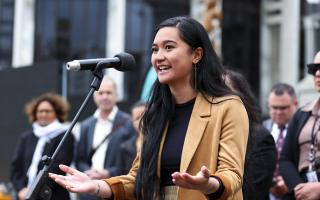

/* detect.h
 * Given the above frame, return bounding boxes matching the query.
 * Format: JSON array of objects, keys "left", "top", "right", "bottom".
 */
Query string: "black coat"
[
  {"left": 279, "top": 108, "right": 311, "bottom": 199},
  {"left": 115, "top": 123, "right": 138, "bottom": 175},
  {"left": 10, "top": 129, "right": 75, "bottom": 200},
  {"left": 243, "top": 124, "right": 277, "bottom": 200}
]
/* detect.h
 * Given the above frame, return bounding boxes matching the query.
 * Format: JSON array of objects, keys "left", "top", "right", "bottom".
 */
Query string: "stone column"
[{"left": 12, "top": 0, "right": 35, "bottom": 67}]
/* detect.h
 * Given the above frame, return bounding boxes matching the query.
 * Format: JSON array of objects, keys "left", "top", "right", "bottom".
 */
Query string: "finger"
[
  {"left": 50, "top": 174, "right": 69, "bottom": 187},
  {"left": 59, "top": 164, "right": 78, "bottom": 175},
  {"left": 294, "top": 184, "right": 304, "bottom": 192},
  {"left": 49, "top": 173, "right": 65, "bottom": 180},
  {"left": 200, "top": 166, "right": 210, "bottom": 178},
  {"left": 295, "top": 190, "right": 302, "bottom": 199},
  {"left": 173, "top": 173, "right": 197, "bottom": 187}
]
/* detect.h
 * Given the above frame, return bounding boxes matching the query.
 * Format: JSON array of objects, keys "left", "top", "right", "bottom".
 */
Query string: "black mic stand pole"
[{"left": 26, "top": 66, "right": 105, "bottom": 200}]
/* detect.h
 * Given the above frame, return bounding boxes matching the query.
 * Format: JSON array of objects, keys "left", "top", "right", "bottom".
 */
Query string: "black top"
[{"left": 160, "top": 98, "right": 195, "bottom": 186}]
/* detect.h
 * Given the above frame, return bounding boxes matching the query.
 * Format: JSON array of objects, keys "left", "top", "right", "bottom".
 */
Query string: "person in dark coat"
[
  {"left": 224, "top": 69, "right": 277, "bottom": 200},
  {"left": 280, "top": 51, "right": 320, "bottom": 200},
  {"left": 116, "top": 101, "right": 146, "bottom": 175},
  {"left": 10, "top": 92, "right": 74, "bottom": 200}
]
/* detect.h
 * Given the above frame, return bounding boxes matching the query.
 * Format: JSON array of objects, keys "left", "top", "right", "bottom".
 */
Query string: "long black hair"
[{"left": 135, "top": 16, "right": 233, "bottom": 200}]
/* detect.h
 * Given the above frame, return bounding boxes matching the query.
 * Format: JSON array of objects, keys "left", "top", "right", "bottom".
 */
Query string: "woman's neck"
[{"left": 170, "top": 85, "right": 197, "bottom": 104}]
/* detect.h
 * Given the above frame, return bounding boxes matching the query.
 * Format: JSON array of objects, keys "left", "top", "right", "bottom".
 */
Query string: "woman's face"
[
  {"left": 151, "top": 27, "right": 199, "bottom": 87},
  {"left": 36, "top": 101, "right": 57, "bottom": 126}
]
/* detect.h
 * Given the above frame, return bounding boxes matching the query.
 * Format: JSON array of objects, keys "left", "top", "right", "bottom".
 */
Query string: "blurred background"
[{"left": 0, "top": 0, "right": 319, "bottom": 186}]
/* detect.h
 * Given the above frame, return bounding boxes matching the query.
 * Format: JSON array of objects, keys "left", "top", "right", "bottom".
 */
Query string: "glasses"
[
  {"left": 307, "top": 63, "right": 320, "bottom": 75},
  {"left": 270, "top": 105, "right": 290, "bottom": 111},
  {"left": 36, "top": 109, "right": 54, "bottom": 114}
]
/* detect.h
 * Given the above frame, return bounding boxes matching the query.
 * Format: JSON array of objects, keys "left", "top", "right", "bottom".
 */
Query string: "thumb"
[{"left": 200, "top": 166, "right": 210, "bottom": 178}]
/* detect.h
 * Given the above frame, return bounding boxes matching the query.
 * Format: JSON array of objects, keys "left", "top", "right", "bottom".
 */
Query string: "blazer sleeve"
[{"left": 213, "top": 98, "right": 249, "bottom": 199}]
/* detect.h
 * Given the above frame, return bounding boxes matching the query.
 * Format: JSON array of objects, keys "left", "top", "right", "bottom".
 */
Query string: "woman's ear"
[{"left": 193, "top": 47, "right": 203, "bottom": 64}]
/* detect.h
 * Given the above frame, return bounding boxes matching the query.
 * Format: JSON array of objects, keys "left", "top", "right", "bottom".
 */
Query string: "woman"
[
  {"left": 224, "top": 69, "right": 277, "bottom": 200},
  {"left": 279, "top": 51, "right": 320, "bottom": 200},
  {"left": 10, "top": 92, "right": 74, "bottom": 200},
  {"left": 49, "top": 16, "right": 249, "bottom": 200}
]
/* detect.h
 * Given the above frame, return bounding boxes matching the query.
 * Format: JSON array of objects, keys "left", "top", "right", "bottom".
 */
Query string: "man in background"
[
  {"left": 75, "top": 76, "right": 133, "bottom": 200},
  {"left": 263, "top": 83, "right": 298, "bottom": 200}
]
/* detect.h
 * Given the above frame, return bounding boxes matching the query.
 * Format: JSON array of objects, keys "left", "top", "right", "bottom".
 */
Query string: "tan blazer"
[{"left": 105, "top": 94, "right": 249, "bottom": 200}]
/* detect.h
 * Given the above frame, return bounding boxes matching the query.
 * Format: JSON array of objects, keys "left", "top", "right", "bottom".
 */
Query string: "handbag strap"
[{"left": 88, "top": 117, "right": 130, "bottom": 161}]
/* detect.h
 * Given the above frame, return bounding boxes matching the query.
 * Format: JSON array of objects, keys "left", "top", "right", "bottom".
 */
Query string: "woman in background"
[
  {"left": 224, "top": 69, "right": 277, "bottom": 200},
  {"left": 10, "top": 92, "right": 74, "bottom": 200}
]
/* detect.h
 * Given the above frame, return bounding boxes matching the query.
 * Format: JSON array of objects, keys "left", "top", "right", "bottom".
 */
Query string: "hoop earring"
[{"left": 193, "top": 63, "right": 198, "bottom": 89}]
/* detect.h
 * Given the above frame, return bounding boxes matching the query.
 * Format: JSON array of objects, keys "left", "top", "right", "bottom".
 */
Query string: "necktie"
[{"left": 274, "top": 125, "right": 285, "bottom": 177}]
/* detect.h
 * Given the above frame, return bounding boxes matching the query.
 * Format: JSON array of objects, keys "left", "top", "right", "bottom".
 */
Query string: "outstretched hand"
[
  {"left": 171, "top": 166, "right": 219, "bottom": 194},
  {"left": 49, "top": 164, "right": 111, "bottom": 197}
]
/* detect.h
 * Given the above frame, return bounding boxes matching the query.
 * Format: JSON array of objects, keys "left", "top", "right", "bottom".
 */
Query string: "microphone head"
[
  {"left": 114, "top": 52, "right": 136, "bottom": 71},
  {"left": 66, "top": 60, "right": 81, "bottom": 71}
]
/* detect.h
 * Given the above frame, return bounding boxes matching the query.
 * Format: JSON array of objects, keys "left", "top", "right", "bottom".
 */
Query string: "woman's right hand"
[{"left": 49, "top": 164, "right": 112, "bottom": 198}]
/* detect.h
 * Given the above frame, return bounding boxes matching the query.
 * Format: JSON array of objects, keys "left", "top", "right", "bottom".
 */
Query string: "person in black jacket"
[
  {"left": 224, "top": 69, "right": 277, "bottom": 200},
  {"left": 116, "top": 101, "right": 146, "bottom": 175},
  {"left": 10, "top": 92, "right": 74, "bottom": 200},
  {"left": 280, "top": 51, "right": 320, "bottom": 200}
]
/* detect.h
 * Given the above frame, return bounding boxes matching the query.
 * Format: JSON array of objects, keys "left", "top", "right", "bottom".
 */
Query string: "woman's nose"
[{"left": 153, "top": 49, "right": 165, "bottom": 61}]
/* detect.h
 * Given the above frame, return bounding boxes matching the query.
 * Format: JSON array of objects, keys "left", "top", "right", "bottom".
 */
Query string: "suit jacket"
[
  {"left": 279, "top": 108, "right": 311, "bottom": 200},
  {"left": 105, "top": 94, "right": 249, "bottom": 200},
  {"left": 115, "top": 123, "right": 138, "bottom": 175},
  {"left": 75, "top": 109, "right": 132, "bottom": 177},
  {"left": 10, "top": 129, "right": 74, "bottom": 200}
]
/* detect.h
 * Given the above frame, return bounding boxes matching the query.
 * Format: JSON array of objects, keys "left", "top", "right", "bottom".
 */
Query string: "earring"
[{"left": 193, "top": 63, "right": 198, "bottom": 89}]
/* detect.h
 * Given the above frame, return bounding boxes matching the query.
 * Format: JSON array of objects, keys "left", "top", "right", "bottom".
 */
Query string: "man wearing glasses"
[
  {"left": 280, "top": 51, "right": 320, "bottom": 200},
  {"left": 263, "top": 82, "right": 298, "bottom": 200}
]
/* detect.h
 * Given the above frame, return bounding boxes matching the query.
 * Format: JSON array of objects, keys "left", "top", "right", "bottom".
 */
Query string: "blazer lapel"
[{"left": 180, "top": 94, "right": 211, "bottom": 172}]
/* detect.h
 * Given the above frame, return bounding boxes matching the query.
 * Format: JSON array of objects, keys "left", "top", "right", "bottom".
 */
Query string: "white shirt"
[
  {"left": 91, "top": 106, "right": 118, "bottom": 170},
  {"left": 269, "top": 123, "right": 287, "bottom": 200},
  {"left": 270, "top": 123, "right": 287, "bottom": 143}
]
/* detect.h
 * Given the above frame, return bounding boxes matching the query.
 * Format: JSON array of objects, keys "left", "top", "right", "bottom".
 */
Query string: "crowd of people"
[{"left": 8, "top": 15, "right": 320, "bottom": 200}]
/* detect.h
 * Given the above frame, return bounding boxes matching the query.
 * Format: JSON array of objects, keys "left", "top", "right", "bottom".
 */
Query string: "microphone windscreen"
[{"left": 114, "top": 52, "right": 136, "bottom": 71}]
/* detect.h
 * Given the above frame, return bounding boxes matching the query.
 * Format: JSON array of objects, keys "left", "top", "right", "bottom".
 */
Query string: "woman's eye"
[
  {"left": 151, "top": 47, "right": 158, "bottom": 53},
  {"left": 165, "top": 45, "right": 173, "bottom": 50}
]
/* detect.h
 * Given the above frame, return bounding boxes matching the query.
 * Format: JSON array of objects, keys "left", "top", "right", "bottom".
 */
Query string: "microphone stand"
[{"left": 26, "top": 67, "right": 105, "bottom": 200}]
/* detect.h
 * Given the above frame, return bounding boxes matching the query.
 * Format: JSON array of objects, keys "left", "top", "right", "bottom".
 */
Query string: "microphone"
[{"left": 66, "top": 52, "right": 136, "bottom": 71}]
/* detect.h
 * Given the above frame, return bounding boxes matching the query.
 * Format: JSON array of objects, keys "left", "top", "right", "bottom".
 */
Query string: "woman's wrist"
[
  {"left": 203, "top": 177, "right": 219, "bottom": 195},
  {"left": 94, "top": 181, "right": 101, "bottom": 196},
  {"left": 204, "top": 176, "right": 225, "bottom": 199},
  {"left": 91, "top": 180, "right": 112, "bottom": 198}
]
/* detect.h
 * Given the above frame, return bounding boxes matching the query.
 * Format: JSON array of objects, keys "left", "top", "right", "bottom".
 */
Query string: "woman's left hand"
[{"left": 171, "top": 166, "right": 219, "bottom": 194}]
